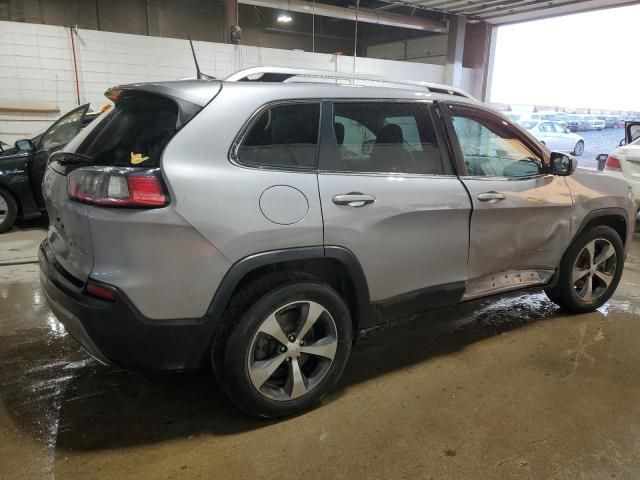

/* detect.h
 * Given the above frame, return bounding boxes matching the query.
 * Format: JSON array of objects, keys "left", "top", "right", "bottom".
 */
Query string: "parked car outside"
[
  {"left": 519, "top": 120, "right": 584, "bottom": 155},
  {"left": 39, "top": 67, "right": 636, "bottom": 418},
  {"left": 572, "top": 115, "right": 604, "bottom": 131},
  {"left": 602, "top": 121, "right": 640, "bottom": 209},
  {"left": 584, "top": 115, "right": 605, "bottom": 131},
  {"left": 0, "top": 104, "right": 96, "bottom": 233},
  {"left": 522, "top": 112, "right": 569, "bottom": 128},
  {"left": 597, "top": 115, "right": 618, "bottom": 129},
  {"left": 566, "top": 115, "right": 583, "bottom": 132}
]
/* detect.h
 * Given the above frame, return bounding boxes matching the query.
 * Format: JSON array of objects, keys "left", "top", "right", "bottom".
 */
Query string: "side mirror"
[
  {"left": 565, "top": 128, "right": 571, "bottom": 134},
  {"left": 15, "top": 139, "right": 35, "bottom": 152},
  {"left": 550, "top": 151, "right": 577, "bottom": 176}
]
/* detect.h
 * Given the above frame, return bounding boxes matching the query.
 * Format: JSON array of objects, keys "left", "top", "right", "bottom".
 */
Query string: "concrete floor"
[{"left": 2, "top": 221, "right": 640, "bottom": 480}]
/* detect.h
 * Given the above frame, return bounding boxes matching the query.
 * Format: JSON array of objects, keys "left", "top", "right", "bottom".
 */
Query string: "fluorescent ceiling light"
[{"left": 277, "top": 12, "right": 293, "bottom": 23}]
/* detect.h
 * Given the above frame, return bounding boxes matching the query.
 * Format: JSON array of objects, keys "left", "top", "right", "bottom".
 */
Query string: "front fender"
[{"left": 565, "top": 168, "right": 636, "bottom": 246}]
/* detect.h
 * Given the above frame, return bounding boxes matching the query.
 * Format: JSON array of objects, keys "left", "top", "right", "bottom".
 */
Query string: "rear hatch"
[{"left": 43, "top": 80, "right": 221, "bottom": 284}]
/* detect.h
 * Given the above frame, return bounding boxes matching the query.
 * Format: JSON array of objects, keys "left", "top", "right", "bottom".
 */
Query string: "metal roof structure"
[{"left": 375, "top": 0, "right": 636, "bottom": 25}]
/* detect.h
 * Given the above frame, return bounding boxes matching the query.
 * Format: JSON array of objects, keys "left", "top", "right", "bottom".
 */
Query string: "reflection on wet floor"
[{"left": 1, "top": 233, "right": 640, "bottom": 479}]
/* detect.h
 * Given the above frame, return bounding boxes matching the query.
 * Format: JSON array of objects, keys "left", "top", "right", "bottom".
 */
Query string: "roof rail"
[{"left": 224, "top": 67, "right": 475, "bottom": 100}]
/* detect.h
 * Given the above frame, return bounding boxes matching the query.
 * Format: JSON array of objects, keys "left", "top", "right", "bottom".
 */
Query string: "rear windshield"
[{"left": 75, "top": 93, "right": 179, "bottom": 167}]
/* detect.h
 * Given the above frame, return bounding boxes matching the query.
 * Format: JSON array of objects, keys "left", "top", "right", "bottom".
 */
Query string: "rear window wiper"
[
  {"left": 48, "top": 151, "right": 94, "bottom": 175},
  {"left": 49, "top": 152, "right": 93, "bottom": 166}
]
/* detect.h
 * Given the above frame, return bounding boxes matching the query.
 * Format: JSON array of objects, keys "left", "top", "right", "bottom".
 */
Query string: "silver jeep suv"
[{"left": 39, "top": 67, "right": 636, "bottom": 418}]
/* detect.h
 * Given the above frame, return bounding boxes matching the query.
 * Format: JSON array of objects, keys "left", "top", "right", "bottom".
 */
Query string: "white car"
[
  {"left": 522, "top": 112, "right": 570, "bottom": 128},
  {"left": 520, "top": 120, "right": 585, "bottom": 156},
  {"left": 603, "top": 122, "right": 640, "bottom": 209}
]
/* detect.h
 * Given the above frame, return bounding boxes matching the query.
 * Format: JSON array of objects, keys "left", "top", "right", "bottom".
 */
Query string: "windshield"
[{"left": 520, "top": 121, "right": 537, "bottom": 130}]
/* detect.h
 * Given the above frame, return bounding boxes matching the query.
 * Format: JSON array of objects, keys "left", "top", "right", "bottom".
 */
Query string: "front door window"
[{"left": 450, "top": 108, "right": 544, "bottom": 178}]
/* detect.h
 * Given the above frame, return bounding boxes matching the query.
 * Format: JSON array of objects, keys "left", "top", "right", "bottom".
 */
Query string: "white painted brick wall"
[{"left": 0, "top": 20, "right": 479, "bottom": 143}]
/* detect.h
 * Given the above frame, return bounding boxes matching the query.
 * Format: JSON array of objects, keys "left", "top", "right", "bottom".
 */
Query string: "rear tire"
[
  {"left": 213, "top": 273, "right": 353, "bottom": 418},
  {"left": 0, "top": 187, "right": 17, "bottom": 234},
  {"left": 573, "top": 140, "right": 584, "bottom": 156},
  {"left": 545, "top": 225, "right": 624, "bottom": 313}
]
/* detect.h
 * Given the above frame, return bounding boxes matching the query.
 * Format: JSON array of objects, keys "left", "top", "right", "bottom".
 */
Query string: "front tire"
[
  {"left": 0, "top": 187, "right": 17, "bottom": 234},
  {"left": 545, "top": 226, "right": 624, "bottom": 313},
  {"left": 214, "top": 275, "right": 353, "bottom": 418},
  {"left": 573, "top": 140, "right": 584, "bottom": 156}
]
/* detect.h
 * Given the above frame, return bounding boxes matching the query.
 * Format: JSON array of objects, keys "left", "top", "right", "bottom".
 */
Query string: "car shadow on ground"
[
  {"left": 13, "top": 216, "right": 48, "bottom": 231},
  {"left": 0, "top": 288, "right": 565, "bottom": 452}
]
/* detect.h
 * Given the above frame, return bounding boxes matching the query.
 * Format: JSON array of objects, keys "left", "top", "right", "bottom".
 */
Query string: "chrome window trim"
[
  {"left": 459, "top": 173, "right": 553, "bottom": 181},
  {"left": 318, "top": 171, "right": 459, "bottom": 179}
]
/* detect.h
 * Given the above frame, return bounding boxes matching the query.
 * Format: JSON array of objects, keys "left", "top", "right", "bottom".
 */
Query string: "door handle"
[
  {"left": 477, "top": 191, "right": 506, "bottom": 203},
  {"left": 332, "top": 193, "right": 376, "bottom": 208}
]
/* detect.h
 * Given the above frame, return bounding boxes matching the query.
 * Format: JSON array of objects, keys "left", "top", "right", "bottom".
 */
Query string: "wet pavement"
[
  {"left": 576, "top": 128, "right": 626, "bottom": 170},
  {"left": 2, "top": 225, "right": 640, "bottom": 479}
]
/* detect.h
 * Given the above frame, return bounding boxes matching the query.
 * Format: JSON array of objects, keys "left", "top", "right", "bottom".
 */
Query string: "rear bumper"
[{"left": 38, "top": 240, "right": 212, "bottom": 370}]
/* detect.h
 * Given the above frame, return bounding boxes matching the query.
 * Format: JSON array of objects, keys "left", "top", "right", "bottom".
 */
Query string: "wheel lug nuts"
[
  {"left": 285, "top": 357, "right": 291, "bottom": 362},
  {"left": 280, "top": 346, "right": 287, "bottom": 353},
  {"left": 288, "top": 335, "right": 296, "bottom": 342},
  {"left": 300, "top": 340, "right": 304, "bottom": 346}
]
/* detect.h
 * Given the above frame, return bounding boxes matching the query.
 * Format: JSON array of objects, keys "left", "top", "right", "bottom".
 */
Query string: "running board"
[{"left": 462, "top": 269, "right": 555, "bottom": 301}]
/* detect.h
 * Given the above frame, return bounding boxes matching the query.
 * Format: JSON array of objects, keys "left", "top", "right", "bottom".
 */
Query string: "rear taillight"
[
  {"left": 68, "top": 167, "right": 168, "bottom": 207},
  {"left": 604, "top": 155, "right": 622, "bottom": 172}
]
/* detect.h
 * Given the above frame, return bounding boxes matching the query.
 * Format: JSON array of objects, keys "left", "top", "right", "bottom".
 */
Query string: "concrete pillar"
[
  {"left": 225, "top": 0, "right": 239, "bottom": 43},
  {"left": 444, "top": 15, "right": 466, "bottom": 88},
  {"left": 482, "top": 26, "right": 498, "bottom": 102}
]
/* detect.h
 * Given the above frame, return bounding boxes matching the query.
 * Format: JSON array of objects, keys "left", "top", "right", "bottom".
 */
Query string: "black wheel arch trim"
[
  {"left": 537, "top": 208, "right": 629, "bottom": 290},
  {"left": 572, "top": 207, "right": 631, "bottom": 246},
  {"left": 205, "top": 245, "right": 374, "bottom": 334}
]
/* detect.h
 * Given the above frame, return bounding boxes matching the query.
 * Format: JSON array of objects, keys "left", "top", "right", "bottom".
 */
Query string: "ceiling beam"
[{"left": 239, "top": 0, "right": 448, "bottom": 31}]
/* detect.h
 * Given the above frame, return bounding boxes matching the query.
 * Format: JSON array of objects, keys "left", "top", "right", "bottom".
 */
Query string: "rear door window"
[
  {"left": 539, "top": 122, "right": 553, "bottom": 133},
  {"left": 331, "top": 102, "right": 447, "bottom": 175},
  {"left": 552, "top": 123, "right": 566, "bottom": 133},
  {"left": 236, "top": 103, "right": 320, "bottom": 170}
]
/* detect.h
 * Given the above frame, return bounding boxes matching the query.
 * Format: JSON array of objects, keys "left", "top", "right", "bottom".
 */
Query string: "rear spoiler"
[{"left": 105, "top": 80, "right": 221, "bottom": 128}]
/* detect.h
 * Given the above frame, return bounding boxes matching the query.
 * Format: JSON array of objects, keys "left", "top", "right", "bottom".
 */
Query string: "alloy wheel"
[
  {"left": 247, "top": 300, "right": 338, "bottom": 401},
  {"left": 0, "top": 195, "right": 7, "bottom": 223},
  {"left": 574, "top": 141, "right": 584, "bottom": 156},
  {"left": 572, "top": 238, "right": 617, "bottom": 302}
]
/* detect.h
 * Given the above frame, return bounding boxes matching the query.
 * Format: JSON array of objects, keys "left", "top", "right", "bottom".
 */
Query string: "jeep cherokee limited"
[{"left": 39, "top": 67, "right": 636, "bottom": 418}]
